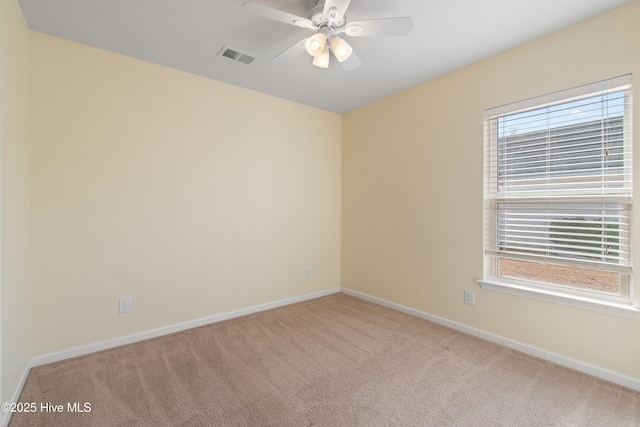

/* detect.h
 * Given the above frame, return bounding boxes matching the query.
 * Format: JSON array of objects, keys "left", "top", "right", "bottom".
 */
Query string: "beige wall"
[
  {"left": 343, "top": 2, "right": 640, "bottom": 379},
  {"left": 29, "top": 33, "right": 341, "bottom": 355},
  {"left": 0, "top": 0, "right": 31, "bottom": 405}
]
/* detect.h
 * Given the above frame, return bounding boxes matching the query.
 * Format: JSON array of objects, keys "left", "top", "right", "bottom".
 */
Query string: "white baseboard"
[
  {"left": 30, "top": 287, "right": 341, "bottom": 368},
  {"left": 2, "top": 359, "right": 32, "bottom": 427},
  {"left": 341, "top": 287, "right": 640, "bottom": 393}
]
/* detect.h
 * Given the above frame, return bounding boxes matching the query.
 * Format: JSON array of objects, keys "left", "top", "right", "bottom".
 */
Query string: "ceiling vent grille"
[{"left": 218, "top": 46, "right": 256, "bottom": 64}]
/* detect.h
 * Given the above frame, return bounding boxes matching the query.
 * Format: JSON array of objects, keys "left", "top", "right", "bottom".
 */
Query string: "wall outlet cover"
[{"left": 119, "top": 296, "right": 132, "bottom": 313}]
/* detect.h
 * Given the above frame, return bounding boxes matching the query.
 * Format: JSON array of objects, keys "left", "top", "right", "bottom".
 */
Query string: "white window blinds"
[{"left": 485, "top": 76, "right": 633, "bottom": 272}]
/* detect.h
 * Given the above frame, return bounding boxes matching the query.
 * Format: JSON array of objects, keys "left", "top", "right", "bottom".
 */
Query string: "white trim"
[
  {"left": 341, "top": 287, "right": 640, "bottom": 393},
  {"left": 1, "top": 360, "right": 32, "bottom": 427},
  {"left": 478, "top": 279, "right": 639, "bottom": 319},
  {"left": 30, "top": 288, "right": 340, "bottom": 367}
]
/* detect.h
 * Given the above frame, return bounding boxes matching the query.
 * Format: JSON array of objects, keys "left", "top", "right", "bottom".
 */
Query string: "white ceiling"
[{"left": 18, "top": 0, "right": 634, "bottom": 114}]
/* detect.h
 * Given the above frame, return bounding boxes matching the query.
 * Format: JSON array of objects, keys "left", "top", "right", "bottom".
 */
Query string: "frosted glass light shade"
[
  {"left": 305, "top": 33, "right": 328, "bottom": 57},
  {"left": 330, "top": 37, "right": 352, "bottom": 62},
  {"left": 312, "top": 48, "right": 330, "bottom": 68}
]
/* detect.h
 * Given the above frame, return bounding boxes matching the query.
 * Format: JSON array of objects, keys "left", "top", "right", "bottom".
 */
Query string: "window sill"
[{"left": 478, "top": 279, "right": 639, "bottom": 319}]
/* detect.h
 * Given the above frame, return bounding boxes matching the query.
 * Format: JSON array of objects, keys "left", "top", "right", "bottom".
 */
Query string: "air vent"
[{"left": 218, "top": 46, "right": 256, "bottom": 65}]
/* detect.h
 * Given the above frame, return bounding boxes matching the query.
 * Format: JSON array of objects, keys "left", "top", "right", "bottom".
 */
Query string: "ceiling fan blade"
[
  {"left": 344, "top": 17, "right": 414, "bottom": 37},
  {"left": 272, "top": 38, "right": 308, "bottom": 63},
  {"left": 323, "top": 0, "right": 352, "bottom": 21},
  {"left": 340, "top": 50, "right": 362, "bottom": 71},
  {"left": 242, "top": 2, "right": 313, "bottom": 29}
]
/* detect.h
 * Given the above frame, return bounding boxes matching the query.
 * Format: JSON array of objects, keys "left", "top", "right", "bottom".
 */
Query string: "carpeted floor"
[{"left": 10, "top": 293, "right": 640, "bottom": 426}]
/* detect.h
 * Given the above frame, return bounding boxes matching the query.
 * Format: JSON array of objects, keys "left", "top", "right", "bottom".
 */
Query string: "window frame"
[{"left": 480, "top": 76, "right": 638, "bottom": 319}]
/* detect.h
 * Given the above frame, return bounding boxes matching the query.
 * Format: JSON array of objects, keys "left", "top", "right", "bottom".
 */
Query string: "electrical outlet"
[
  {"left": 464, "top": 290, "right": 475, "bottom": 306},
  {"left": 305, "top": 267, "right": 312, "bottom": 279},
  {"left": 119, "top": 296, "right": 132, "bottom": 313}
]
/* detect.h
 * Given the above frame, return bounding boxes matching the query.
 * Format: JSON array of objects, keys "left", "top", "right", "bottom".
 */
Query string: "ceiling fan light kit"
[
  {"left": 242, "top": 0, "right": 413, "bottom": 71},
  {"left": 306, "top": 32, "right": 352, "bottom": 66}
]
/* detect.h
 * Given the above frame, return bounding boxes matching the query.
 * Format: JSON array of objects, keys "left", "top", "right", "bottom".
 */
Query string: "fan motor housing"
[{"left": 308, "top": 3, "right": 346, "bottom": 30}]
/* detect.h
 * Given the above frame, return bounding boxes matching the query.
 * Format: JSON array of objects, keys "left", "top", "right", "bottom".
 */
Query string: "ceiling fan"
[{"left": 242, "top": 0, "right": 414, "bottom": 70}]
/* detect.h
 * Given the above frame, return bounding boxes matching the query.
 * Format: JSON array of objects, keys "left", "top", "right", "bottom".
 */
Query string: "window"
[{"left": 481, "top": 76, "right": 638, "bottom": 318}]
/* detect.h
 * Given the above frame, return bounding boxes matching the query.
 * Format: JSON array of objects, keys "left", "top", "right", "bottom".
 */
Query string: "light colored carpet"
[{"left": 10, "top": 293, "right": 640, "bottom": 426}]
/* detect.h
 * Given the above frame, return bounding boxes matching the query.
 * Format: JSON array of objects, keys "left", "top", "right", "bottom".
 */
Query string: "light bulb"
[{"left": 305, "top": 33, "right": 328, "bottom": 57}]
